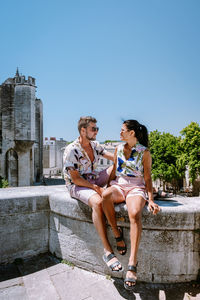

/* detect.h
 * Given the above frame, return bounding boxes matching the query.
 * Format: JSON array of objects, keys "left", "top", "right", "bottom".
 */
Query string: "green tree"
[
  {"left": 149, "top": 130, "right": 184, "bottom": 191},
  {"left": 179, "top": 122, "right": 200, "bottom": 183},
  {"left": 104, "top": 140, "right": 119, "bottom": 144}
]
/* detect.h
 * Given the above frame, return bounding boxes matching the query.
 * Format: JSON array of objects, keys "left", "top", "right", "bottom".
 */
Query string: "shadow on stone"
[
  {"left": 43, "top": 177, "right": 65, "bottom": 185},
  {"left": 0, "top": 253, "right": 60, "bottom": 282},
  {"left": 0, "top": 262, "right": 21, "bottom": 282},
  {"left": 112, "top": 278, "right": 200, "bottom": 300},
  {"left": 156, "top": 199, "right": 183, "bottom": 207}
]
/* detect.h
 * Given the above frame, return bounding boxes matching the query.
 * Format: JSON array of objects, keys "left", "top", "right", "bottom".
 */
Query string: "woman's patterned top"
[{"left": 116, "top": 143, "right": 147, "bottom": 177}]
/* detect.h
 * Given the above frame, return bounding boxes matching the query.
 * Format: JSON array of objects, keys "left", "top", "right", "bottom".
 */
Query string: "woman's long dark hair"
[{"left": 123, "top": 120, "right": 149, "bottom": 147}]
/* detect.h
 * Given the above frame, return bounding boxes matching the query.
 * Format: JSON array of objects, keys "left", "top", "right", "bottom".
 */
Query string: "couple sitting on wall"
[{"left": 63, "top": 116, "right": 160, "bottom": 290}]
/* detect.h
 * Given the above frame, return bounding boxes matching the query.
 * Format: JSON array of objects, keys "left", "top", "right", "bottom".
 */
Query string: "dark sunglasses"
[{"left": 91, "top": 126, "right": 99, "bottom": 132}]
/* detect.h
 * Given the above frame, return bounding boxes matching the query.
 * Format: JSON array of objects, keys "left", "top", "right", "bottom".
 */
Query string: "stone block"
[
  {"left": 0, "top": 186, "right": 200, "bottom": 283},
  {"left": 0, "top": 284, "right": 28, "bottom": 300},
  {"left": 47, "top": 188, "right": 200, "bottom": 283},
  {"left": 23, "top": 268, "right": 59, "bottom": 300},
  {"left": 0, "top": 212, "right": 48, "bottom": 234},
  {"left": 49, "top": 191, "right": 92, "bottom": 222},
  {"left": 0, "top": 196, "right": 49, "bottom": 216},
  {"left": 0, "top": 229, "right": 49, "bottom": 263},
  {"left": 140, "top": 229, "right": 196, "bottom": 252},
  {"left": 51, "top": 269, "right": 91, "bottom": 300}
]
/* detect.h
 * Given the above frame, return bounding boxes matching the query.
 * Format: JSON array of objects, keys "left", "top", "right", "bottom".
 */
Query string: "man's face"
[{"left": 84, "top": 122, "right": 99, "bottom": 141}]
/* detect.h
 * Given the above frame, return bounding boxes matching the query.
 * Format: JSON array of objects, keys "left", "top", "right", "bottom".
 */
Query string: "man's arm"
[
  {"left": 107, "top": 148, "right": 117, "bottom": 185},
  {"left": 69, "top": 169, "right": 104, "bottom": 196},
  {"left": 103, "top": 151, "right": 114, "bottom": 161}
]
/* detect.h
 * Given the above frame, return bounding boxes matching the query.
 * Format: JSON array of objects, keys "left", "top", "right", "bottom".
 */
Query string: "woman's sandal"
[
  {"left": 124, "top": 264, "right": 137, "bottom": 290},
  {"left": 115, "top": 227, "right": 127, "bottom": 256},
  {"left": 103, "top": 252, "right": 124, "bottom": 272}
]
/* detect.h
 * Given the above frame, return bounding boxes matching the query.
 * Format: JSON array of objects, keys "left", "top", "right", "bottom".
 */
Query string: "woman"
[{"left": 102, "top": 120, "right": 160, "bottom": 290}]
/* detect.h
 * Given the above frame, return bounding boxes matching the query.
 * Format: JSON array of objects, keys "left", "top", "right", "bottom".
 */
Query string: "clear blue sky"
[{"left": 0, "top": 0, "right": 199, "bottom": 142}]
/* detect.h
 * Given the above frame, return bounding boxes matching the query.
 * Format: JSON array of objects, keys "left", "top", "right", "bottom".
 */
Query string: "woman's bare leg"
[{"left": 125, "top": 195, "right": 146, "bottom": 286}]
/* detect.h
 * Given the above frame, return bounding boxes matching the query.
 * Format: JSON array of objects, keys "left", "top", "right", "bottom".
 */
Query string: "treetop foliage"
[{"left": 149, "top": 122, "right": 200, "bottom": 188}]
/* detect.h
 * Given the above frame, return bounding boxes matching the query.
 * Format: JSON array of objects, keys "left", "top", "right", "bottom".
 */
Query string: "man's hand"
[
  {"left": 148, "top": 200, "right": 160, "bottom": 215},
  {"left": 93, "top": 185, "right": 104, "bottom": 196}
]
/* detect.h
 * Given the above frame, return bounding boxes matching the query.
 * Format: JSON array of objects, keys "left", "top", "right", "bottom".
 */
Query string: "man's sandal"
[
  {"left": 103, "top": 252, "right": 123, "bottom": 272},
  {"left": 124, "top": 264, "right": 137, "bottom": 290},
  {"left": 115, "top": 227, "right": 127, "bottom": 256}
]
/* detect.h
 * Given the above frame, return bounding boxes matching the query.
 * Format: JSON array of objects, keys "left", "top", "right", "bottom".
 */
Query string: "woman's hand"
[{"left": 148, "top": 200, "right": 160, "bottom": 215}]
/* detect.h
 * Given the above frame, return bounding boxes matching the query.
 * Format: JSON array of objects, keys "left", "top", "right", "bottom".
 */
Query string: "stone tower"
[{"left": 0, "top": 69, "right": 43, "bottom": 186}]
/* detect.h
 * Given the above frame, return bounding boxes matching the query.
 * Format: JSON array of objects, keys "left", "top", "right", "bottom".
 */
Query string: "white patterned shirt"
[
  {"left": 116, "top": 143, "right": 147, "bottom": 177},
  {"left": 63, "top": 138, "right": 107, "bottom": 188}
]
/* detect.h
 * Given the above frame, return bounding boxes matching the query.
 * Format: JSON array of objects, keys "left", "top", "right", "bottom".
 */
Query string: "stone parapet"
[
  {"left": 0, "top": 186, "right": 199, "bottom": 283},
  {"left": 0, "top": 186, "right": 50, "bottom": 263}
]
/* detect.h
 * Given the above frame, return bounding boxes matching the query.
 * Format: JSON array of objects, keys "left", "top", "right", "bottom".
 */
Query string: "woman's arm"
[
  {"left": 143, "top": 150, "right": 160, "bottom": 215},
  {"left": 143, "top": 150, "right": 153, "bottom": 201}
]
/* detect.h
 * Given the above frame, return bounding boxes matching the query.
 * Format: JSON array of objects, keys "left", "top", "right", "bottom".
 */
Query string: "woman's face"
[{"left": 120, "top": 124, "right": 131, "bottom": 141}]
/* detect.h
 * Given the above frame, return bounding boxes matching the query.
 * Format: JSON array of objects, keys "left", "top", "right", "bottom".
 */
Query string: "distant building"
[
  {"left": 0, "top": 69, "right": 43, "bottom": 186},
  {"left": 98, "top": 142, "right": 122, "bottom": 171},
  {"left": 43, "top": 137, "right": 68, "bottom": 177}
]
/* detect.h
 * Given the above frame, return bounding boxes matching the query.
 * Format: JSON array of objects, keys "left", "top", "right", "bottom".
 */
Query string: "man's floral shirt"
[{"left": 63, "top": 138, "right": 106, "bottom": 188}]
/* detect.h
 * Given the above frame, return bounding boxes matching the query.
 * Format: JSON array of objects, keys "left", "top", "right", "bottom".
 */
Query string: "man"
[{"left": 63, "top": 116, "right": 125, "bottom": 271}]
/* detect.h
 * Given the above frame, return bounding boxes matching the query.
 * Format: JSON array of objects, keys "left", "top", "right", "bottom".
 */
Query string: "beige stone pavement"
[{"left": 0, "top": 254, "right": 200, "bottom": 300}]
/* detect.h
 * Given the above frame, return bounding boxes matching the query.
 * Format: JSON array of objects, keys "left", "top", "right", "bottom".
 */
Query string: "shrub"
[{"left": 0, "top": 177, "right": 9, "bottom": 188}]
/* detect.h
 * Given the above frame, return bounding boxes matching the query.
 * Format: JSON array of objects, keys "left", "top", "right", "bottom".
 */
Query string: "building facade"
[
  {"left": 43, "top": 137, "right": 68, "bottom": 177},
  {"left": 0, "top": 69, "right": 43, "bottom": 186},
  {"left": 97, "top": 143, "right": 115, "bottom": 171}
]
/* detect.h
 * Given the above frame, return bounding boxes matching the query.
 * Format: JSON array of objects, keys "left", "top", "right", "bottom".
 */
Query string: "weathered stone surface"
[
  {"left": 1, "top": 253, "right": 200, "bottom": 300},
  {"left": 0, "top": 185, "right": 199, "bottom": 283},
  {"left": 49, "top": 190, "right": 200, "bottom": 230},
  {"left": 49, "top": 217, "right": 199, "bottom": 282},
  {"left": 49, "top": 190, "right": 93, "bottom": 222},
  {"left": 0, "top": 72, "right": 43, "bottom": 187},
  {"left": 0, "top": 277, "right": 23, "bottom": 289},
  {"left": 0, "top": 196, "right": 49, "bottom": 216},
  {"left": 0, "top": 284, "right": 28, "bottom": 300},
  {"left": 51, "top": 268, "right": 91, "bottom": 299},
  {"left": 23, "top": 269, "right": 59, "bottom": 300},
  {"left": 0, "top": 187, "right": 51, "bottom": 264},
  {"left": 0, "top": 229, "right": 49, "bottom": 263},
  {"left": 0, "top": 212, "right": 48, "bottom": 233}
]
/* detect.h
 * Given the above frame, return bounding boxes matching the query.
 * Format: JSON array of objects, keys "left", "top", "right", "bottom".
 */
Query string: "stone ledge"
[
  {"left": 0, "top": 185, "right": 200, "bottom": 283},
  {"left": 48, "top": 188, "right": 200, "bottom": 230}
]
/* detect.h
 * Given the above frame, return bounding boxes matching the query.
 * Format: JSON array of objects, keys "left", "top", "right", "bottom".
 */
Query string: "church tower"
[{"left": 0, "top": 69, "right": 43, "bottom": 186}]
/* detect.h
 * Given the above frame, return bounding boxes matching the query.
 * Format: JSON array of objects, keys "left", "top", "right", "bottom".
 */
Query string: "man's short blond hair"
[{"left": 78, "top": 116, "right": 97, "bottom": 133}]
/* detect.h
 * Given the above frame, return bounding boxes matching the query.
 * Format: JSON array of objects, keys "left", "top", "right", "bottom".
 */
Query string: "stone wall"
[
  {"left": 0, "top": 185, "right": 199, "bottom": 283},
  {"left": 35, "top": 98, "right": 43, "bottom": 182},
  {"left": 0, "top": 187, "right": 49, "bottom": 263}
]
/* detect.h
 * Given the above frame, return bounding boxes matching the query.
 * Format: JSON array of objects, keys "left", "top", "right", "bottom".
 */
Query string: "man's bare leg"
[
  {"left": 88, "top": 193, "right": 122, "bottom": 270},
  {"left": 102, "top": 187, "right": 126, "bottom": 254}
]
